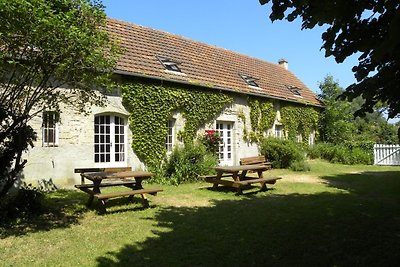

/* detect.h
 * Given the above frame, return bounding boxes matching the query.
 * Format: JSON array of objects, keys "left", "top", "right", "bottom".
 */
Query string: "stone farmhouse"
[{"left": 23, "top": 18, "right": 322, "bottom": 187}]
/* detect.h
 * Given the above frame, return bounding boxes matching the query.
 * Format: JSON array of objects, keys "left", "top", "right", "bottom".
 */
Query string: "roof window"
[
  {"left": 157, "top": 56, "right": 181, "bottom": 72},
  {"left": 239, "top": 74, "right": 259, "bottom": 88},
  {"left": 287, "top": 85, "right": 302, "bottom": 96}
]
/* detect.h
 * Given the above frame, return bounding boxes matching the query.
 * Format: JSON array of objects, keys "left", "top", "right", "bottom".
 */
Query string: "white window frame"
[
  {"left": 296, "top": 133, "right": 302, "bottom": 143},
  {"left": 275, "top": 124, "right": 284, "bottom": 139},
  {"left": 94, "top": 114, "right": 128, "bottom": 167},
  {"left": 165, "top": 119, "right": 175, "bottom": 153},
  {"left": 42, "top": 111, "right": 59, "bottom": 147},
  {"left": 216, "top": 121, "right": 234, "bottom": 166},
  {"left": 309, "top": 130, "right": 315, "bottom": 145}
]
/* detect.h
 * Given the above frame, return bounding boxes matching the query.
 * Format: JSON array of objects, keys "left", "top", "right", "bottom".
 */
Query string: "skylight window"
[
  {"left": 287, "top": 85, "right": 302, "bottom": 96},
  {"left": 239, "top": 74, "right": 259, "bottom": 88},
  {"left": 157, "top": 56, "right": 181, "bottom": 72}
]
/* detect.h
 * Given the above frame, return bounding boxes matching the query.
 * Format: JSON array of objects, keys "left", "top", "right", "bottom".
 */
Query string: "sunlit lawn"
[{"left": 1, "top": 160, "right": 399, "bottom": 266}]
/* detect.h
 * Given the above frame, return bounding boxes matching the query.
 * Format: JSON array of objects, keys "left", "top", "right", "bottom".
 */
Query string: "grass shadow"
[
  {"left": 0, "top": 189, "right": 88, "bottom": 238},
  {"left": 202, "top": 184, "right": 278, "bottom": 198},
  {"left": 95, "top": 170, "right": 400, "bottom": 267},
  {"left": 322, "top": 170, "right": 400, "bottom": 196}
]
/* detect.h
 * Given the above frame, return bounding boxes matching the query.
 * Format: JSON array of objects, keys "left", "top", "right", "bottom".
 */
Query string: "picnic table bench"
[
  {"left": 240, "top": 155, "right": 272, "bottom": 169},
  {"left": 200, "top": 163, "right": 281, "bottom": 194},
  {"left": 74, "top": 167, "right": 162, "bottom": 213}
]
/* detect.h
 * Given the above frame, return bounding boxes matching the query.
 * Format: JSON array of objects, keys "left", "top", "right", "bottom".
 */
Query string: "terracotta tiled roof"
[{"left": 106, "top": 18, "right": 322, "bottom": 107}]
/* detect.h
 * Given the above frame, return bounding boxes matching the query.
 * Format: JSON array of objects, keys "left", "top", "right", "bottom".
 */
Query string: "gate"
[{"left": 374, "top": 144, "right": 400, "bottom": 166}]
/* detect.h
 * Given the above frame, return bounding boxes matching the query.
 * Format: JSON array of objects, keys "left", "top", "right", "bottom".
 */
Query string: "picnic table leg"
[
  {"left": 98, "top": 199, "right": 107, "bottom": 214},
  {"left": 212, "top": 172, "right": 223, "bottom": 188},
  {"left": 140, "top": 194, "right": 150, "bottom": 208},
  {"left": 126, "top": 177, "right": 144, "bottom": 202},
  {"left": 257, "top": 170, "right": 268, "bottom": 191},
  {"left": 87, "top": 179, "right": 101, "bottom": 207},
  {"left": 233, "top": 172, "right": 243, "bottom": 194}
]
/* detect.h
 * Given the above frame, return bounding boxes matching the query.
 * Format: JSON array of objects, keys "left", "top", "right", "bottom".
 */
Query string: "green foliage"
[
  {"left": 121, "top": 79, "right": 232, "bottom": 168},
  {"left": 290, "top": 160, "right": 311, "bottom": 172},
  {"left": 152, "top": 143, "right": 218, "bottom": 185},
  {"left": 0, "top": 183, "right": 44, "bottom": 220},
  {"left": 202, "top": 130, "right": 222, "bottom": 154},
  {"left": 280, "top": 104, "right": 319, "bottom": 143},
  {"left": 0, "top": 0, "right": 117, "bottom": 199},
  {"left": 318, "top": 75, "right": 398, "bottom": 144},
  {"left": 260, "top": 137, "right": 305, "bottom": 169},
  {"left": 307, "top": 142, "right": 373, "bottom": 165},
  {"left": 260, "top": 0, "right": 400, "bottom": 118},
  {"left": 246, "top": 97, "right": 276, "bottom": 142},
  {"left": 318, "top": 75, "right": 355, "bottom": 144},
  {"left": 245, "top": 96, "right": 319, "bottom": 144}
]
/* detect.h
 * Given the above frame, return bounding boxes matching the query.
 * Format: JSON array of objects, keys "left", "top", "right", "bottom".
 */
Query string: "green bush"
[
  {"left": 0, "top": 183, "right": 44, "bottom": 221},
  {"left": 307, "top": 142, "right": 373, "bottom": 165},
  {"left": 152, "top": 143, "right": 218, "bottom": 185},
  {"left": 290, "top": 160, "right": 311, "bottom": 172},
  {"left": 260, "top": 137, "right": 305, "bottom": 169}
]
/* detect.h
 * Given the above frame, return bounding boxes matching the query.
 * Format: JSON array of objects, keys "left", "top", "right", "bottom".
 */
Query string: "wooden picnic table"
[
  {"left": 75, "top": 170, "right": 162, "bottom": 213},
  {"left": 201, "top": 165, "right": 281, "bottom": 194}
]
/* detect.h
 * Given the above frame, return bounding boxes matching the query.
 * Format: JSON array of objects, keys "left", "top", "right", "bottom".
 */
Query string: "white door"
[
  {"left": 94, "top": 115, "right": 127, "bottom": 167},
  {"left": 216, "top": 122, "right": 234, "bottom": 166}
]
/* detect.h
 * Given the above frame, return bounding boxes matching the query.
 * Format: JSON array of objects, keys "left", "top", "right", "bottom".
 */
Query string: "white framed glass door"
[
  {"left": 94, "top": 115, "right": 127, "bottom": 167},
  {"left": 216, "top": 121, "right": 234, "bottom": 166}
]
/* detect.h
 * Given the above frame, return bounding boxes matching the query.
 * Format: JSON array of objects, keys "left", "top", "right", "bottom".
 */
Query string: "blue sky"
[{"left": 102, "top": 0, "right": 359, "bottom": 94}]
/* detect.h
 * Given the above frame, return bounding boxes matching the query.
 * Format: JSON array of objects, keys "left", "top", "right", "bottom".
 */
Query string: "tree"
[
  {"left": 318, "top": 76, "right": 355, "bottom": 144},
  {"left": 259, "top": 0, "right": 400, "bottom": 118},
  {"left": 0, "top": 0, "right": 118, "bottom": 198},
  {"left": 319, "top": 75, "right": 398, "bottom": 144}
]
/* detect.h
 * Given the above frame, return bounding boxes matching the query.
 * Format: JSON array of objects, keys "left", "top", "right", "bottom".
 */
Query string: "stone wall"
[{"left": 22, "top": 93, "right": 277, "bottom": 187}]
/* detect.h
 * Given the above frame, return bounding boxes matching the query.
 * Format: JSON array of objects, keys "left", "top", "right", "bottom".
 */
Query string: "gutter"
[{"left": 113, "top": 69, "right": 323, "bottom": 108}]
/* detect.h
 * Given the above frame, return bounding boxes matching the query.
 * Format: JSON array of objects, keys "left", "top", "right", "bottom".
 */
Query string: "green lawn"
[{"left": 1, "top": 160, "right": 400, "bottom": 266}]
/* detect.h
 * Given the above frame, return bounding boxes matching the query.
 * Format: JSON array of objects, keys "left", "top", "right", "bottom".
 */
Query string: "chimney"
[{"left": 278, "top": 58, "right": 288, "bottom": 70}]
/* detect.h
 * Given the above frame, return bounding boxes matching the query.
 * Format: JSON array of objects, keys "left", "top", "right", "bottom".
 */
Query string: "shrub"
[
  {"left": 260, "top": 137, "right": 305, "bottom": 169},
  {"left": 152, "top": 143, "right": 218, "bottom": 185},
  {"left": 307, "top": 142, "right": 373, "bottom": 165},
  {"left": 290, "top": 160, "right": 311, "bottom": 172},
  {"left": 0, "top": 183, "right": 44, "bottom": 220}
]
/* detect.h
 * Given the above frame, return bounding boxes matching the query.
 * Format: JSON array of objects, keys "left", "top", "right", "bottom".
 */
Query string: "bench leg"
[
  {"left": 140, "top": 194, "right": 150, "bottom": 208},
  {"left": 260, "top": 182, "right": 267, "bottom": 191},
  {"left": 87, "top": 195, "right": 94, "bottom": 207},
  {"left": 98, "top": 199, "right": 107, "bottom": 214},
  {"left": 236, "top": 187, "right": 243, "bottom": 195}
]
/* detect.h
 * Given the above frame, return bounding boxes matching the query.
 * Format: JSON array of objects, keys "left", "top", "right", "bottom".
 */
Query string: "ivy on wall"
[
  {"left": 244, "top": 96, "right": 320, "bottom": 144},
  {"left": 120, "top": 79, "right": 232, "bottom": 168},
  {"left": 245, "top": 97, "right": 276, "bottom": 142},
  {"left": 280, "top": 104, "right": 320, "bottom": 143}
]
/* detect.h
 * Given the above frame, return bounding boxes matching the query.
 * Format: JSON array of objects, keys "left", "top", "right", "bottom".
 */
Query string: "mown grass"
[{"left": 1, "top": 160, "right": 399, "bottom": 266}]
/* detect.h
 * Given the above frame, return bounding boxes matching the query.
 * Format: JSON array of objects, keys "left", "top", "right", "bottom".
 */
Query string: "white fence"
[{"left": 374, "top": 144, "right": 400, "bottom": 165}]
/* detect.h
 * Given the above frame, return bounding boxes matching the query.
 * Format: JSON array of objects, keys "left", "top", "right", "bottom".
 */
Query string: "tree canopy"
[
  {"left": 319, "top": 75, "right": 397, "bottom": 145},
  {"left": 260, "top": 0, "right": 400, "bottom": 118},
  {"left": 0, "top": 0, "right": 117, "bottom": 198}
]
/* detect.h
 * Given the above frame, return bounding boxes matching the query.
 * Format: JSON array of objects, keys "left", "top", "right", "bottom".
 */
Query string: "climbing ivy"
[
  {"left": 245, "top": 97, "right": 319, "bottom": 144},
  {"left": 246, "top": 97, "right": 276, "bottom": 142},
  {"left": 120, "top": 80, "right": 232, "bottom": 168},
  {"left": 280, "top": 104, "right": 319, "bottom": 143}
]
